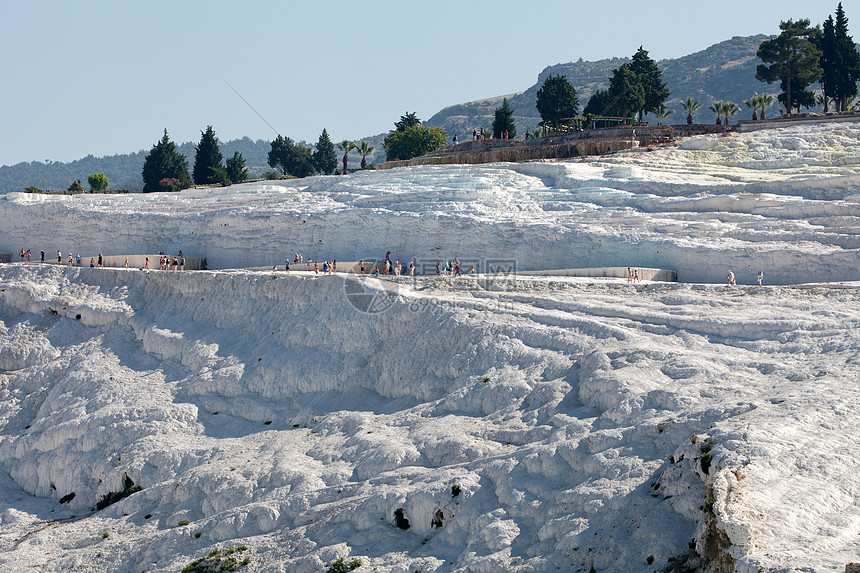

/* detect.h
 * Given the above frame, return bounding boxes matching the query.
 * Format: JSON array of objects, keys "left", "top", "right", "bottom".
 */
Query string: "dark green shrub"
[
  {"left": 181, "top": 545, "right": 250, "bottom": 573},
  {"left": 326, "top": 556, "right": 362, "bottom": 573},
  {"left": 96, "top": 485, "right": 141, "bottom": 511}
]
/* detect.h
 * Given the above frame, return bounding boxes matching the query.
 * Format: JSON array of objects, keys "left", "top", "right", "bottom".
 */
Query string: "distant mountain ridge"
[
  {"left": 426, "top": 35, "right": 774, "bottom": 137},
  {"left": 0, "top": 137, "right": 274, "bottom": 194}
]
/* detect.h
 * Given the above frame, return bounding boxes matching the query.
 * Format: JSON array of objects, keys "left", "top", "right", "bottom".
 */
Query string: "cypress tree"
[
  {"left": 821, "top": 3, "right": 860, "bottom": 111},
  {"left": 141, "top": 129, "right": 191, "bottom": 192},
  {"left": 629, "top": 46, "right": 670, "bottom": 122},
  {"left": 492, "top": 98, "right": 517, "bottom": 139},
  {"left": 607, "top": 64, "right": 645, "bottom": 120},
  {"left": 225, "top": 151, "right": 249, "bottom": 183},
  {"left": 193, "top": 125, "right": 224, "bottom": 185},
  {"left": 313, "top": 129, "right": 338, "bottom": 175}
]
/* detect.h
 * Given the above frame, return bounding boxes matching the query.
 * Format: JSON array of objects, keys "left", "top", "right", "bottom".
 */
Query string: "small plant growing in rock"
[
  {"left": 451, "top": 484, "right": 461, "bottom": 497},
  {"left": 482, "top": 376, "right": 491, "bottom": 383},
  {"left": 690, "top": 434, "right": 698, "bottom": 445},
  {"left": 699, "top": 436, "right": 715, "bottom": 474},
  {"left": 101, "top": 530, "right": 110, "bottom": 539},
  {"left": 326, "top": 556, "right": 362, "bottom": 573},
  {"left": 177, "top": 519, "right": 190, "bottom": 527},
  {"left": 181, "top": 545, "right": 250, "bottom": 573}
]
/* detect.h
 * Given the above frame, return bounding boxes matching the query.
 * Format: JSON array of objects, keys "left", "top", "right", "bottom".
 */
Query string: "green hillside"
[{"left": 426, "top": 35, "right": 773, "bottom": 136}]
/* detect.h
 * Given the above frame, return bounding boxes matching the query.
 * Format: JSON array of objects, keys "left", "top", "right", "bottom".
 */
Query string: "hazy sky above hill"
[{"left": 1, "top": 0, "right": 829, "bottom": 166}]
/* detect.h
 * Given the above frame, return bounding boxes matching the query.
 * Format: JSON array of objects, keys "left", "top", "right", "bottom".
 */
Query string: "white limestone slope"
[
  {"left": 0, "top": 263, "right": 859, "bottom": 572},
  {"left": 3, "top": 122, "right": 860, "bottom": 285},
  {"left": 1, "top": 122, "right": 860, "bottom": 572}
]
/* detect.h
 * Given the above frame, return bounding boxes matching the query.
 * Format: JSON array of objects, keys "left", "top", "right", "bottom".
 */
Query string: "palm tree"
[
  {"left": 337, "top": 140, "right": 355, "bottom": 174},
  {"left": 356, "top": 141, "right": 376, "bottom": 169},
  {"left": 743, "top": 95, "right": 759, "bottom": 120},
  {"left": 758, "top": 93, "right": 775, "bottom": 120},
  {"left": 708, "top": 101, "right": 724, "bottom": 125},
  {"left": 653, "top": 104, "right": 674, "bottom": 126},
  {"left": 815, "top": 92, "right": 832, "bottom": 113},
  {"left": 681, "top": 97, "right": 701, "bottom": 125},
  {"left": 722, "top": 102, "right": 740, "bottom": 126}
]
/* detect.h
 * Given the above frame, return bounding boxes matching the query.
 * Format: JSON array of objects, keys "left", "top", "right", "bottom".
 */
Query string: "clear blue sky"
[{"left": 0, "top": 0, "right": 831, "bottom": 166}]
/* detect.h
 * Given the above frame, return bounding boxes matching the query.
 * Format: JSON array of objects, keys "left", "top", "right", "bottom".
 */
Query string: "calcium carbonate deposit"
[{"left": 1, "top": 123, "right": 859, "bottom": 572}]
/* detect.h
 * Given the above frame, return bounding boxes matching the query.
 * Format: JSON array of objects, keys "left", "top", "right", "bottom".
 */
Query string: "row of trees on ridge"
[
  {"left": 523, "top": 2, "right": 859, "bottom": 133},
  {"left": 137, "top": 3, "right": 859, "bottom": 190},
  {"left": 142, "top": 127, "right": 249, "bottom": 192}
]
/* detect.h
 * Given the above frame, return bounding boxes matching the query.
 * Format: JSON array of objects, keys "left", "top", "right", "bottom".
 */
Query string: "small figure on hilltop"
[
  {"left": 727, "top": 270, "right": 736, "bottom": 286},
  {"left": 40, "top": 250, "right": 44, "bottom": 263},
  {"left": 57, "top": 251, "right": 62, "bottom": 263},
  {"left": 757, "top": 271, "right": 763, "bottom": 286}
]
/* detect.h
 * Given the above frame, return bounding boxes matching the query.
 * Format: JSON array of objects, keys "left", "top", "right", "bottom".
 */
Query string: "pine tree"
[
  {"left": 142, "top": 129, "right": 191, "bottom": 192},
  {"left": 629, "top": 46, "right": 670, "bottom": 122},
  {"left": 394, "top": 112, "right": 420, "bottom": 132},
  {"left": 583, "top": 89, "right": 614, "bottom": 117},
  {"left": 225, "top": 151, "right": 249, "bottom": 183},
  {"left": 820, "top": 3, "right": 860, "bottom": 112},
  {"left": 535, "top": 75, "right": 579, "bottom": 130},
  {"left": 313, "top": 129, "right": 338, "bottom": 175},
  {"left": 491, "top": 98, "right": 517, "bottom": 139},
  {"left": 756, "top": 19, "right": 823, "bottom": 115},
  {"left": 268, "top": 135, "right": 316, "bottom": 178},
  {"left": 193, "top": 126, "right": 224, "bottom": 185}
]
